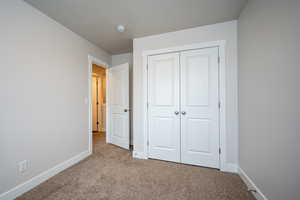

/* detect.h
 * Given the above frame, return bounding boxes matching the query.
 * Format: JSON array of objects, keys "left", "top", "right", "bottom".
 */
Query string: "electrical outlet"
[{"left": 18, "top": 160, "right": 29, "bottom": 173}]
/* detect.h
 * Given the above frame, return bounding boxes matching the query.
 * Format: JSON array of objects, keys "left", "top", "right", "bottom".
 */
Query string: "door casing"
[
  {"left": 88, "top": 55, "right": 109, "bottom": 154},
  {"left": 141, "top": 41, "right": 228, "bottom": 171}
]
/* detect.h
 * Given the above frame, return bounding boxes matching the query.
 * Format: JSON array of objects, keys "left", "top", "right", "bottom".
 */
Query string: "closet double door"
[{"left": 148, "top": 47, "right": 220, "bottom": 169}]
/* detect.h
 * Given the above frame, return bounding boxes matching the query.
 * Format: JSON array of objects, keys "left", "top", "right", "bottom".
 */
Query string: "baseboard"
[
  {"left": 132, "top": 151, "right": 147, "bottom": 159},
  {"left": 221, "top": 163, "right": 238, "bottom": 173},
  {"left": 132, "top": 152, "right": 238, "bottom": 173},
  {"left": 0, "top": 150, "right": 91, "bottom": 200},
  {"left": 238, "top": 167, "right": 269, "bottom": 200}
]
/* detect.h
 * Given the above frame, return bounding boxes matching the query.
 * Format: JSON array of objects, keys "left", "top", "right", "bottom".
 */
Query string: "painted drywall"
[
  {"left": 111, "top": 53, "right": 133, "bottom": 66},
  {"left": 133, "top": 21, "right": 238, "bottom": 167},
  {"left": 238, "top": 0, "right": 300, "bottom": 199},
  {"left": 111, "top": 53, "right": 133, "bottom": 144},
  {"left": 0, "top": 0, "right": 110, "bottom": 196}
]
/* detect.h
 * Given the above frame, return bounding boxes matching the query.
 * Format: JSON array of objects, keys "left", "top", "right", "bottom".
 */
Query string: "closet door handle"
[
  {"left": 181, "top": 111, "right": 186, "bottom": 115},
  {"left": 174, "top": 111, "right": 180, "bottom": 115}
]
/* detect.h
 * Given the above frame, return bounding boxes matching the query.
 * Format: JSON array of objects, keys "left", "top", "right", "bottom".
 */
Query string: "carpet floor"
[{"left": 17, "top": 134, "right": 255, "bottom": 200}]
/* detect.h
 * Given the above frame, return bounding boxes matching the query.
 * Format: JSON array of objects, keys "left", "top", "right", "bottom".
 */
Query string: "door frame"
[
  {"left": 142, "top": 41, "right": 227, "bottom": 171},
  {"left": 88, "top": 55, "right": 109, "bottom": 154}
]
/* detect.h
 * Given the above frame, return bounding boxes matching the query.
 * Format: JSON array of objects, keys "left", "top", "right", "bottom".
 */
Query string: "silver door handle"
[
  {"left": 181, "top": 111, "right": 186, "bottom": 115},
  {"left": 174, "top": 111, "right": 179, "bottom": 115}
]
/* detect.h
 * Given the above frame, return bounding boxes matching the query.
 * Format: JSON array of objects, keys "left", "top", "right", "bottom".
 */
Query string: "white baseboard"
[
  {"left": 132, "top": 151, "right": 147, "bottom": 159},
  {"left": 0, "top": 150, "right": 91, "bottom": 200},
  {"left": 238, "top": 167, "right": 269, "bottom": 200}
]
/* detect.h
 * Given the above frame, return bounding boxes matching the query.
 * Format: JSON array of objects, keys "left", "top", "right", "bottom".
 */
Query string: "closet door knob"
[
  {"left": 174, "top": 111, "right": 179, "bottom": 115},
  {"left": 181, "top": 111, "right": 186, "bottom": 115}
]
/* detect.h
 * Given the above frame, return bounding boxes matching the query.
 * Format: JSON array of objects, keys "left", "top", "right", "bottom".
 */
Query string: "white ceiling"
[{"left": 24, "top": 0, "right": 247, "bottom": 54}]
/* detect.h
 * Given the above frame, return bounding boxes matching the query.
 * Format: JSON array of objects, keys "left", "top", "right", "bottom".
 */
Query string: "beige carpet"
[{"left": 17, "top": 134, "right": 254, "bottom": 200}]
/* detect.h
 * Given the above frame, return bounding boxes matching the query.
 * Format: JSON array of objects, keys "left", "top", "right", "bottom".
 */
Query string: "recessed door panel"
[
  {"left": 152, "top": 117, "right": 177, "bottom": 150},
  {"left": 186, "top": 56, "right": 209, "bottom": 106},
  {"left": 112, "top": 72, "right": 122, "bottom": 105},
  {"left": 148, "top": 53, "right": 180, "bottom": 163},
  {"left": 153, "top": 59, "right": 175, "bottom": 106},
  {"left": 112, "top": 114, "right": 124, "bottom": 138},
  {"left": 186, "top": 119, "right": 210, "bottom": 153},
  {"left": 181, "top": 47, "right": 220, "bottom": 168}
]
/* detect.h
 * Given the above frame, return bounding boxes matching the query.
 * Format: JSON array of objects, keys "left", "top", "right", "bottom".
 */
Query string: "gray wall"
[
  {"left": 0, "top": 0, "right": 111, "bottom": 195},
  {"left": 238, "top": 0, "right": 300, "bottom": 199}
]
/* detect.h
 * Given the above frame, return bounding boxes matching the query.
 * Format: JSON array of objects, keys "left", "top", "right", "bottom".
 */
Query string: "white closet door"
[
  {"left": 180, "top": 47, "right": 220, "bottom": 168},
  {"left": 148, "top": 53, "right": 181, "bottom": 162}
]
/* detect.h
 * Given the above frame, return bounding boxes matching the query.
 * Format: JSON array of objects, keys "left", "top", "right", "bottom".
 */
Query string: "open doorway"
[
  {"left": 92, "top": 64, "right": 107, "bottom": 151},
  {"left": 88, "top": 55, "right": 130, "bottom": 154}
]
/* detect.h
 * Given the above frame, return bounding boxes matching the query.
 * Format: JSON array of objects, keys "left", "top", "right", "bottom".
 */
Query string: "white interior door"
[
  {"left": 148, "top": 53, "right": 181, "bottom": 162},
  {"left": 107, "top": 63, "right": 130, "bottom": 149},
  {"left": 180, "top": 47, "right": 220, "bottom": 168}
]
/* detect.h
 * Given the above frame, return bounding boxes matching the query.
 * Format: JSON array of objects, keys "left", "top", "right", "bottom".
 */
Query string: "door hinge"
[
  {"left": 146, "top": 64, "right": 148, "bottom": 70},
  {"left": 219, "top": 148, "right": 221, "bottom": 154},
  {"left": 218, "top": 101, "right": 221, "bottom": 109},
  {"left": 96, "top": 121, "right": 99, "bottom": 125},
  {"left": 218, "top": 56, "right": 220, "bottom": 64},
  {"left": 147, "top": 141, "right": 149, "bottom": 146},
  {"left": 147, "top": 102, "right": 149, "bottom": 109}
]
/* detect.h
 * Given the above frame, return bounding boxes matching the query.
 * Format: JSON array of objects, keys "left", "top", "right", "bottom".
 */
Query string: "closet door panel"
[
  {"left": 148, "top": 53, "right": 181, "bottom": 163},
  {"left": 180, "top": 47, "right": 220, "bottom": 168}
]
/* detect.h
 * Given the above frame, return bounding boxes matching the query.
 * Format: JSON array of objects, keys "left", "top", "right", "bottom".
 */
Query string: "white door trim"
[
  {"left": 88, "top": 55, "right": 109, "bottom": 154},
  {"left": 141, "top": 41, "right": 228, "bottom": 171}
]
